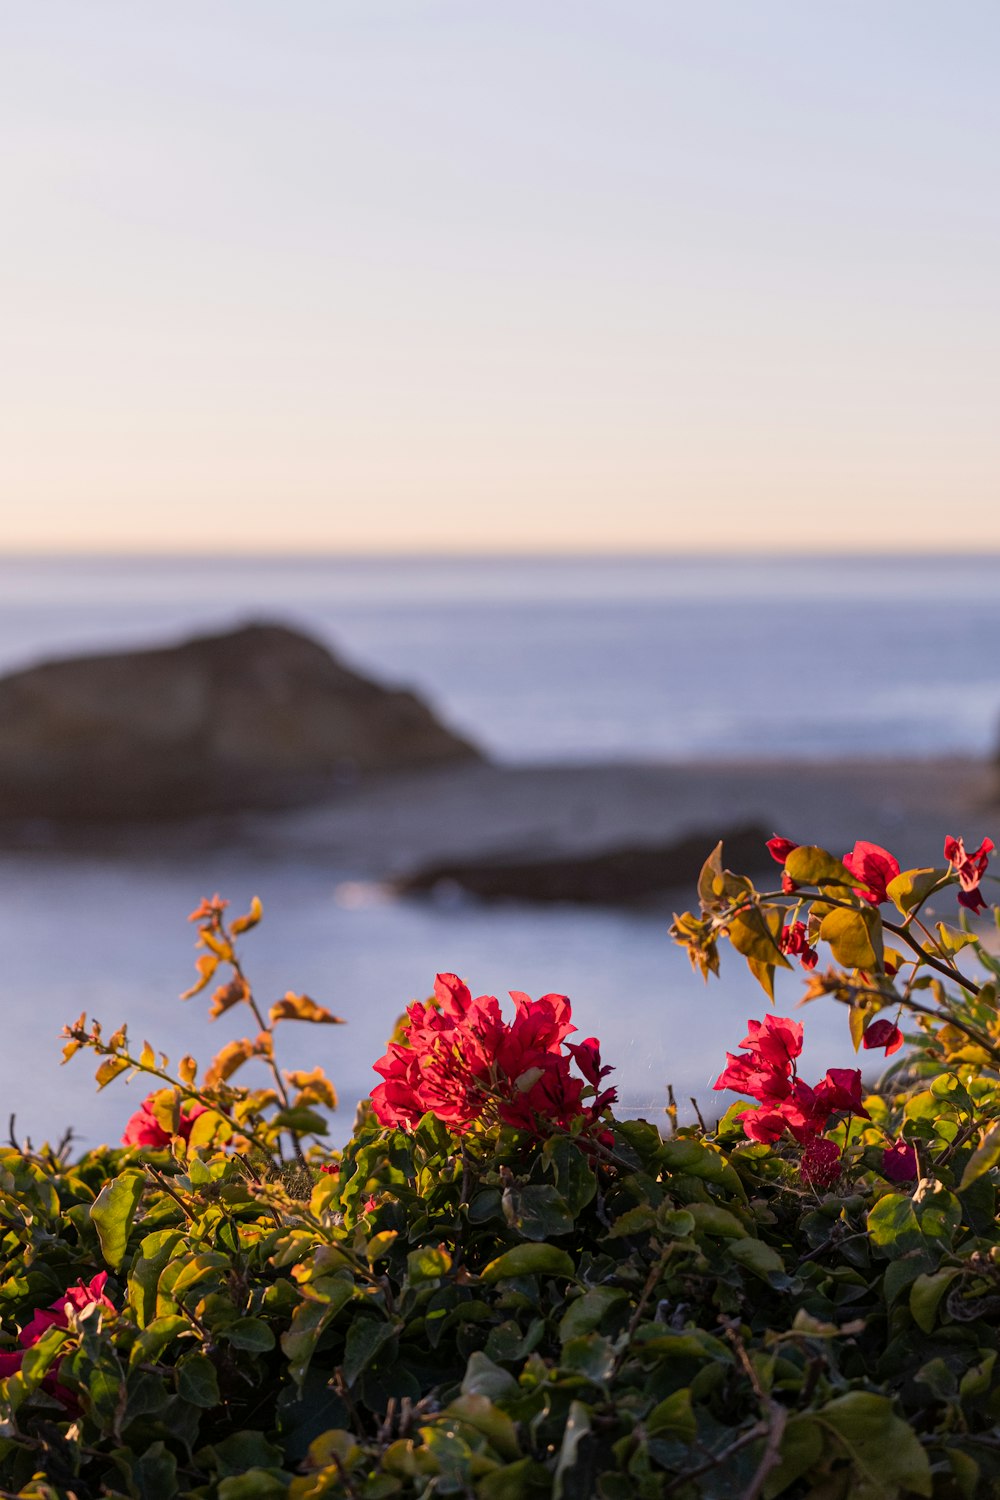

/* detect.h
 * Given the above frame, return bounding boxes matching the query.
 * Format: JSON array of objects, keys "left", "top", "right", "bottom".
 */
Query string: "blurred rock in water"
[
  {"left": 394, "top": 822, "right": 769, "bottom": 905},
  {"left": 0, "top": 622, "right": 480, "bottom": 823}
]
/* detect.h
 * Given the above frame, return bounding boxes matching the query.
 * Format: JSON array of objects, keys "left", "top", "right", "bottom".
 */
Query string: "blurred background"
[{"left": 2, "top": 3, "right": 999, "bottom": 1147}]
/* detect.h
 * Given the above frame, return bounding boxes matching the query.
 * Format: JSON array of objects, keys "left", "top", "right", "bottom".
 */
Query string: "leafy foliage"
[{"left": 3, "top": 832, "right": 1000, "bottom": 1497}]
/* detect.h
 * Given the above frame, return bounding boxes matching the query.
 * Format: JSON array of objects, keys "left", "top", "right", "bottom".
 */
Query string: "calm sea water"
[{"left": 1, "top": 553, "right": 998, "bottom": 1147}]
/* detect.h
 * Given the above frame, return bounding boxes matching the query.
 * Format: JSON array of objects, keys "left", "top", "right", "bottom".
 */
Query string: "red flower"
[
  {"left": 713, "top": 1015, "right": 803, "bottom": 1105},
  {"left": 882, "top": 1138, "right": 918, "bottom": 1182},
  {"left": 319, "top": 1162, "right": 340, "bottom": 1176},
  {"left": 841, "top": 842, "right": 900, "bottom": 906},
  {"left": 944, "top": 835, "right": 995, "bottom": 914},
  {"left": 779, "top": 921, "right": 818, "bottom": 970},
  {"left": 122, "top": 1095, "right": 208, "bottom": 1149},
  {"left": 1, "top": 1274, "right": 115, "bottom": 1408},
  {"left": 862, "top": 1019, "right": 903, "bottom": 1055},
  {"left": 814, "top": 1068, "right": 868, "bottom": 1119},
  {"left": 370, "top": 974, "right": 616, "bottom": 1140},
  {"left": 800, "top": 1136, "right": 842, "bottom": 1188},
  {"left": 766, "top": 836, "right": 800, "bottom": 894}
]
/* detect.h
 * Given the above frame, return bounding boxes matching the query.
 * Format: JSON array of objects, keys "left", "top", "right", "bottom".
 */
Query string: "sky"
[{"left": 2, "top": 2, "right": 998, "bottom": 554}]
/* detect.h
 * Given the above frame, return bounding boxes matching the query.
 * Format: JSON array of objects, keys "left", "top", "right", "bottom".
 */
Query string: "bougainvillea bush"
[{"left": 4, "top": 832, "right": 1000, "bottom": 1499}]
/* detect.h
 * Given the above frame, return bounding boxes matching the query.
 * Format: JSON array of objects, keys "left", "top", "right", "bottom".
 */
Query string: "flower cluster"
[
  {"left": 714, "top": 1014, "right": 868, "bottom": 1146},
  {"left": 122, "top": 1093, "right": 207, "bottom": 1148},
  {"left": 370, "top": 973, "right": 617, "bottom": 1139},
  {"left": 0, "top": 1274, "right": 115, "bottom": 1407}
]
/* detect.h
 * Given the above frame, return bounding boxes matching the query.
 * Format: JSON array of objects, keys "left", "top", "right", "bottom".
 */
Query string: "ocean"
[{"left": 1, "top": 552, "right": 997, "bottom": 1149}]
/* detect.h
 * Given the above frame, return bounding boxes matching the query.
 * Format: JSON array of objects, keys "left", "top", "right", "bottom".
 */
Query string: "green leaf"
[
  {"left": 910, "top": 1268, "right": 961, "bottom": 1334},
  {"left": 406, "top": 1246, "right": 452, "bottom": 1283},
  {"left": 727, "top": 1237, "right": 786, "bottom": 1281},
  {"left": 177, "top": 1353, "right": 221, "bottom": 1407},
  {"left": 784, "top": 846, "right": 856, "bottom": 889},
  {"left": 341, "top": 1317, "right": 397, "bottom": 1386},
  {"left": 764, "top": 1415, "right": 824, "bottom": 1498},
  {"left": 820, "top": 906, "right": 883, "bottom": 970},
  {"left": 481, "top": 1244, "right": 575, "bottom": 1283},
  {"left": 817, "top": 1392, "right": 932, "bottom": 1497},
  {"left": 558, "top": 1287, "right": 628, "bottom": 1342},
  {"left": 281, "top": 1280, "right": 354, "bottom": 1389},
  {"left": 461, "top": 1351, "right": 519, "bottom": 1401},
  {"left": 646, "top": 1387, "right": 696, "bottom": 1443},
  {"left": 959, "top": 1119, "right": 1000, "bottom": 1191},
  {"left": 224, "top": 1317, "right": 276, "bottom": 1353},
  {"left": 685, "top": 1202, "right": 746, "bottom": 1239},
  {"left": 503, "top": 1183, "right": 574, "bottom": 1240},
  {"left": 90, "top": 1169, "right": 145, "bottom": 1271},
  {"left": 553, "top": 1400, "right": 592, "bottom": 1500},
  {"left": 118, "top": 1440, "right": 178, "bottom": 1500}
]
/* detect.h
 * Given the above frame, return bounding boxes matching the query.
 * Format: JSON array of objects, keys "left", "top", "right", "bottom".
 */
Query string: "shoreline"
[{"left": 4, "top": 754, "right": 995, "bottom": 890}]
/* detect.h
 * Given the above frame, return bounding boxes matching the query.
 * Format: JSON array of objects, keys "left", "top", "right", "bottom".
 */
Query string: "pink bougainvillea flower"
[
  {"left": 813, "top": 1068, "right": 869, "bottom": 1119},
  {"left": 716, "top": 1020, "right": 867, "bottom": 1148},
  {"left": 370, "top": 973, "right": 616, "bottom": 1140},
  {"left": 2, "top": 1274, "right": 115, "bottom": 1408},
  {"left": 800, "top": 1136, "right": 842, "bottom": 1188},
  {"left": 862, "top": 1019, "right": 904, "bottom": 1055},
  {"left": 122, "top": 1094, "right": 208, "bottom": 1149},
  {"left": 841, "top": 841, "right": 901, "bottom": 906},
  {"left": 319, "top": 1162, "right": 340, "bottom": 1177},
  {"left": 766, "top": 836, "right": 799, "bottom": 865},
  {"left": 779, "top": 921, "right": 818, "bottom": 970},
  {"left": 882, "top": 1138, "right": 918, "bottom": 1183},
  {"left": 766, "top": 836, "right": 800, "bottom": 893},
  {"left": 713, "top": 1015, "right": 803, "bottom": 1104},
  {"left": 944, "top": 835, "right": 995, "bottom": 914}
]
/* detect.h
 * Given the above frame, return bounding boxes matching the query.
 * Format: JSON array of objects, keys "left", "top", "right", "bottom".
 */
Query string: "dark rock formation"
[
  {"left": 0, "top": 622, "right": 480, "bottom": 823},
  {"left": 394, "top": 823, "right": 770, "bottom": 905}
]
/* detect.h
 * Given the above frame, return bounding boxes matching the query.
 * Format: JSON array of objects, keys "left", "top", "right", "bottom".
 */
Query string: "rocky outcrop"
[
  {"left": 394, "top": 823, "right": 770, "bottom": 905},
  {"left": 0, "top": 622, "right": 480, "bottom": 822}
]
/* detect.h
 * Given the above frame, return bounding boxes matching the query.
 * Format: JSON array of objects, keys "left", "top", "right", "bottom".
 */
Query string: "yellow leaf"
[
  {"left": 186, "top": 1110, "right": 232, "bottom": 1154},
  {"left": 178, "top": 1055, "right": 198, "bottom": 1086},
  {"left": 819, "top": 907, "right": 883, "bottom": 971},
  {"left": 726, "top": 906, "right": 791, "bottom": 969},
  {"left": 107, "top": 1026, "right": 127, "bottom": 1052},
  {"left": 886, "top": 867, "right": 947, "bottom": 916},
  {"left": 230, "top": 896, "right": 263, "bottom": 935},
  {"left": 150, "top": 1089, "right": 180, "bottom": 1136},
  {"left": 784, "top": 846, "right": 856, "bottom": 890},
  {"left": 139, "top": 1041, "right": 155, "bottom": 1070},
  {"left": 180, "top": 954, "right": 219, "bottom": 1000},
  {"left": 269, "top": 993, "right": 346, "bottom": 1026},
  {"left": 199, "top": 930, "right": 234, "bottom": 962},
  {"left": 95, "top": 1056, "right": 129, "bottom": 1089}
]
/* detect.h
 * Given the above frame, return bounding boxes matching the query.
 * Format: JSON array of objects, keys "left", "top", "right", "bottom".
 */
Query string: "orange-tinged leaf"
[
  {"left": 204, "top": 1038, "right": 263, "bottom": 1089},
  {"left": 181, "top": 954, "right": 219, "bottom": 1000},
  {"left": 269, "top": 993, "right": 346, "bottom": 1026},
  {"left": 62, "top": 1038, "right": 83, "bottom": 1064},
  {"left": 230, "top": 896, "right": 263, "bottom": 935},
  {"left": 209, "top": 977, "right": 249, "bottom": 1020},
  {"left": 178, "top": 1055, "right": 198, "bottom": 1086},
  {"left": 107, "top": 1026, "right": 127, "bottom": 1053},
  {"left": 95, "top": 1056, "right": 129, "bottom": 1089},
  {"left": 139, "top": 1041, "right": 155, "bottom": 1070},
  {"left": 287, "top": 1068, "right": 339, "bottom": 1110}
]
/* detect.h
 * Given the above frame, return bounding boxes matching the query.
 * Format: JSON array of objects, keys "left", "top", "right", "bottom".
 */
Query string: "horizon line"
[{"left": 3, "top": 545, "right": 1000, "bottom": 564}]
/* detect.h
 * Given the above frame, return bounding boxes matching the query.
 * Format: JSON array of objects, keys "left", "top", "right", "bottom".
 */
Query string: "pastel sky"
[{"left": 2, "top": 2, "right": 998, "bottom": 553}]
